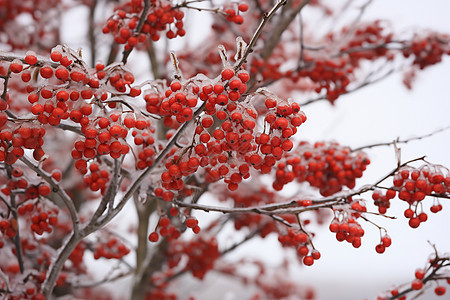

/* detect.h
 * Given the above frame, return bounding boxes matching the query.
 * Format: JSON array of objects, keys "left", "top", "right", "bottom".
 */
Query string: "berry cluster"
[
  {"left": 102, "top": 0, "right": 185, "bottom": 47},
  {"left": 278, "top": 228, "right": 320, "bottom": 266},
  {"left": 93, "top": 237, "right": 130, "bottom": 260},
  {"left": 224, "top": 3, "right": 248, "bottom": 25},
  {"left": 132, "top": 122, "right": 157, "bottom": 169},
  {"left": 68, "top": 242, "right": 86, "bottom": 269},
  {"left": 249, "top": 97, "right": 307, "bottom": 174},
  {"left": 340, "top": 21, "right": 394, "bottom": 64},
  {"left": 0, "top": 125, "right": 46, "bottom": 165},
  {"left": 0, "top": 218, "right": 17, "bottom": 240},
  {"left": 227, "top": 187, "right": 279, "bottom": 237},
  {"left": 329, "top": 200, "right": 366, "bottom": 248},
  {"left": 299, "top": 58, "right": 352, "bottom": 102},
  {"left": 148, "top": 67, "right": 256, "bottom": 198},
  {"left": 402, "top": 33, "right": 450, "bottom": 70},
  {"left": 148, "top": 215, "right": 183, "bottom": 243},
  {"left": 72, "top": 113, "right": 135, "bottom": 174},
  {"left": 17, "top": 199, "right": 60, "bottom": 236},
  {"left": 250, "top": 58, "right": 284, "bottom": 82},
  {"left": 385, "top": 255, "right": 449, "bottom": 300},
  {"left": 166, "top": 237, "right": 220, "bottom": 279},
  {"left": 273, "top": 141, "right": 370, "bottom": 196},
  {"left": 83, "top": 163, "right": 110, "bottom": 194},
  {"left": 144, "top": 80, "right": 198, "bottom": 124},
  {"left": 29, "top": 210, "right": 58, "bottom": 235},
  {"left": 0, "top": 0, "right": 61, "bottom": 50},
  {"left": 373, "top": 164, "right": 449, "bottom": 228},
  {"left": 0, "top": 167, "right": 52, "bottom": 201}
]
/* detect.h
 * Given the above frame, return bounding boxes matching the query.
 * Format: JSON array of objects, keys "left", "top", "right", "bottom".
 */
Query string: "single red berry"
[
  {"left": 10, "top": 62, "right": 23, "bottom": 73},
  {"left": 415, "top": 269, "right": 425, "bottom": 280},
  {"left": 221, "top": 68, "right": 234, "bottom": 80},
  {"left": 40, "top": 66, "right": 54, "bottom": 79},
  {"left": 148, "top": 232, "right": 159, "bottom": 242},
  {"left": 435, "top": 286, "right": 446, "bottom": 296},
  {"left": 238, "top": 3, "right": 249, "bottom": 12},
  {"left": 50, "top": 51, "right": 62, "bottom": 62},
  {"left": 303, "top": 256, "right": 314, "bottom": 266},
  {"left": 411, "top": 279, "right": 423, "bottom": 290},
  {"left": 375, "top": 244, "right": 385, "bottom": 254},
  {"left": 25, "top": 53, "right": 38, "bottom": 65}
]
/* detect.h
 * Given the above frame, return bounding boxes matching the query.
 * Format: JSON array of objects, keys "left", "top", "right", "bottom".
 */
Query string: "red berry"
[
  {"left": 10, "top": 62, "right": 23, "bottom": 73},
  {"left": 148, "top": 232, "right": 159, "bottom": 242},
  {"left": 221, "top": 68, "right": 234, "bottom": 80},
  {"left": 411, "top": 279, "right": 423, "bottom": 290},
  {"left": 415, "top": 269, "right": 425, "bottom": 279},
  {"left": 303, "top": 256, "right": 314, "bottom": 266},
  {"left": 51, "top": 51, "right": 62, "bottom": 62},
  {"left": 435, "top": 286, "right": 446, "bottom": 296},
  {"left": 25, "top": 54, "right": 38, "bottom": 65},
  {"left": 40, "top": 66, "right": 54, "bottom": 79}
]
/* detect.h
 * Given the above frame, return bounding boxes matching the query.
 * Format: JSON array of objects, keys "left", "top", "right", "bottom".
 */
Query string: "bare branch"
[
  {"left": 122, "top": 0, "right": 151, "bottom": 64},
  {"left": 236, "top": 0, "right": 310, "bottom": 70},
  {"left": 19, "top": 155, "right": 80, "bottom": 235},
  {"left": 352, "top": 125, "right": 450, "bottom": 152}
]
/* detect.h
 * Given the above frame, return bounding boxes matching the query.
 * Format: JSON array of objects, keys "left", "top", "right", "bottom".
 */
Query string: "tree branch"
[
  {"left": 19, "top": 155, "right": 80, "bottom": 235},
  {"left": 122, "top": 0, "right": 151, "bottom": 64},
  {"left": 352, "top": 125, "right": 450, "bottom": 152}
]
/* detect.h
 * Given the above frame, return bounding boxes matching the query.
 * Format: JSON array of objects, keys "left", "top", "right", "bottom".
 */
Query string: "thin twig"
[
  {"left": 19, "top": 155, "right": 80, "bottom": 235},
  {"left": 88, "top": 0, "right": 98, "bottom": 67},
  {"left": 235, "top": 0, "right": 294, "bottom": 70},
  {"left": 299, "top": 67, "right": 396, "bottom": 106},
  {"left": 352, "top": 125, "right": 450, "bottom": 152},
  {"left": 122, "top": 0, "right": 151, "bottom": 64},
  {"left": 0, "top": 53, "right": 59, "bottom": 68}
]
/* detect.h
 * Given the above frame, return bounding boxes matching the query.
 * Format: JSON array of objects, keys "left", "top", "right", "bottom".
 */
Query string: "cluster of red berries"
[
  {"left": 17, "top": 200, "right": 59, "bottom": 236},
  {"left": 340, "top": 21, "right": 394, "bottom": 64},
  {"left": 145, "top": 80, "right": 197, "bottom": 124},
  {"left": 148, "top": 68, "right": 254, "bottom": 198},
  {"left": 154, "top": 154, "right": 197, "bottom": 201},
  {"left": 166, "top": 237, "right": 220, "bottom": 279},
  {"left": 278, "top": 228, "right": 320, "bottom": 266},
  {"left": 247, "top": 98, "right": 306, "bottom": 175},
  {"left": 107, "top": 69, "right": 141, "bottom": 96},
  {"left": 0, "top": 0, "right": 61, "bottom": 50},
  {"left": 1, "top": 167, "right": 52, "bottom": 200},
  {"left": 0, "top": 218, "right": 17, "bottom": 240},
  {"left": 228, "top": 188, "right": 279, "bottom": 237},
  {"left": 371, "top": 189, "right": 396, "bottom": 214},
  {"left": 329, "top": 200, "right": 366, "bottom": 248},
  {"left": 300, "top": 58, "right": 352, "bottom": 102},
  {"left": 72, "top": 113, "right": 138, "bottom": 174},
  {"left": 103, "top": 0, "right": 185, "bottom": 47},
  {"left": 273, "top": 141, "right": 370, "bottom": 196},
  {"left": 387, "top": 263, "right": 449, "bottom": 299},
  {"left": 402, "top": 33, "right": 450, "bottom": 70},
  {"left": 82, "top": 163, "right": 110, "bottom": 194},
  {"left": 224, "top": 3, "right": 248, "bottom": 25},
  {"left": 148, "top": 214, "right": 184, "bottom": 243},
  {"left": 374, "top": 234, "right": 392, "bottom": 254},
  {"left": 374, "top": 164, "right": 449, "bottom": 228},
  {"left": 68, "top": 242, "right": 86, "bottom": 269},
  {"left": 133, "top": 126, "right": 157, "bottom": 169},
  {"left": 29, "top": 210, "right": 58, "bottom": 235},
  {"left": 93, "top": 237, "right": 130, "bottom": 260},
  {"left": 0, "top": 124, "right": 46, "bottom": 164}
]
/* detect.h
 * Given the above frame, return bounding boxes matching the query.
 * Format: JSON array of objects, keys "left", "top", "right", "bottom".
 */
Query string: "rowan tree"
[{"left": 0, "top": 0, "right": 449, "bottom": 299}]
